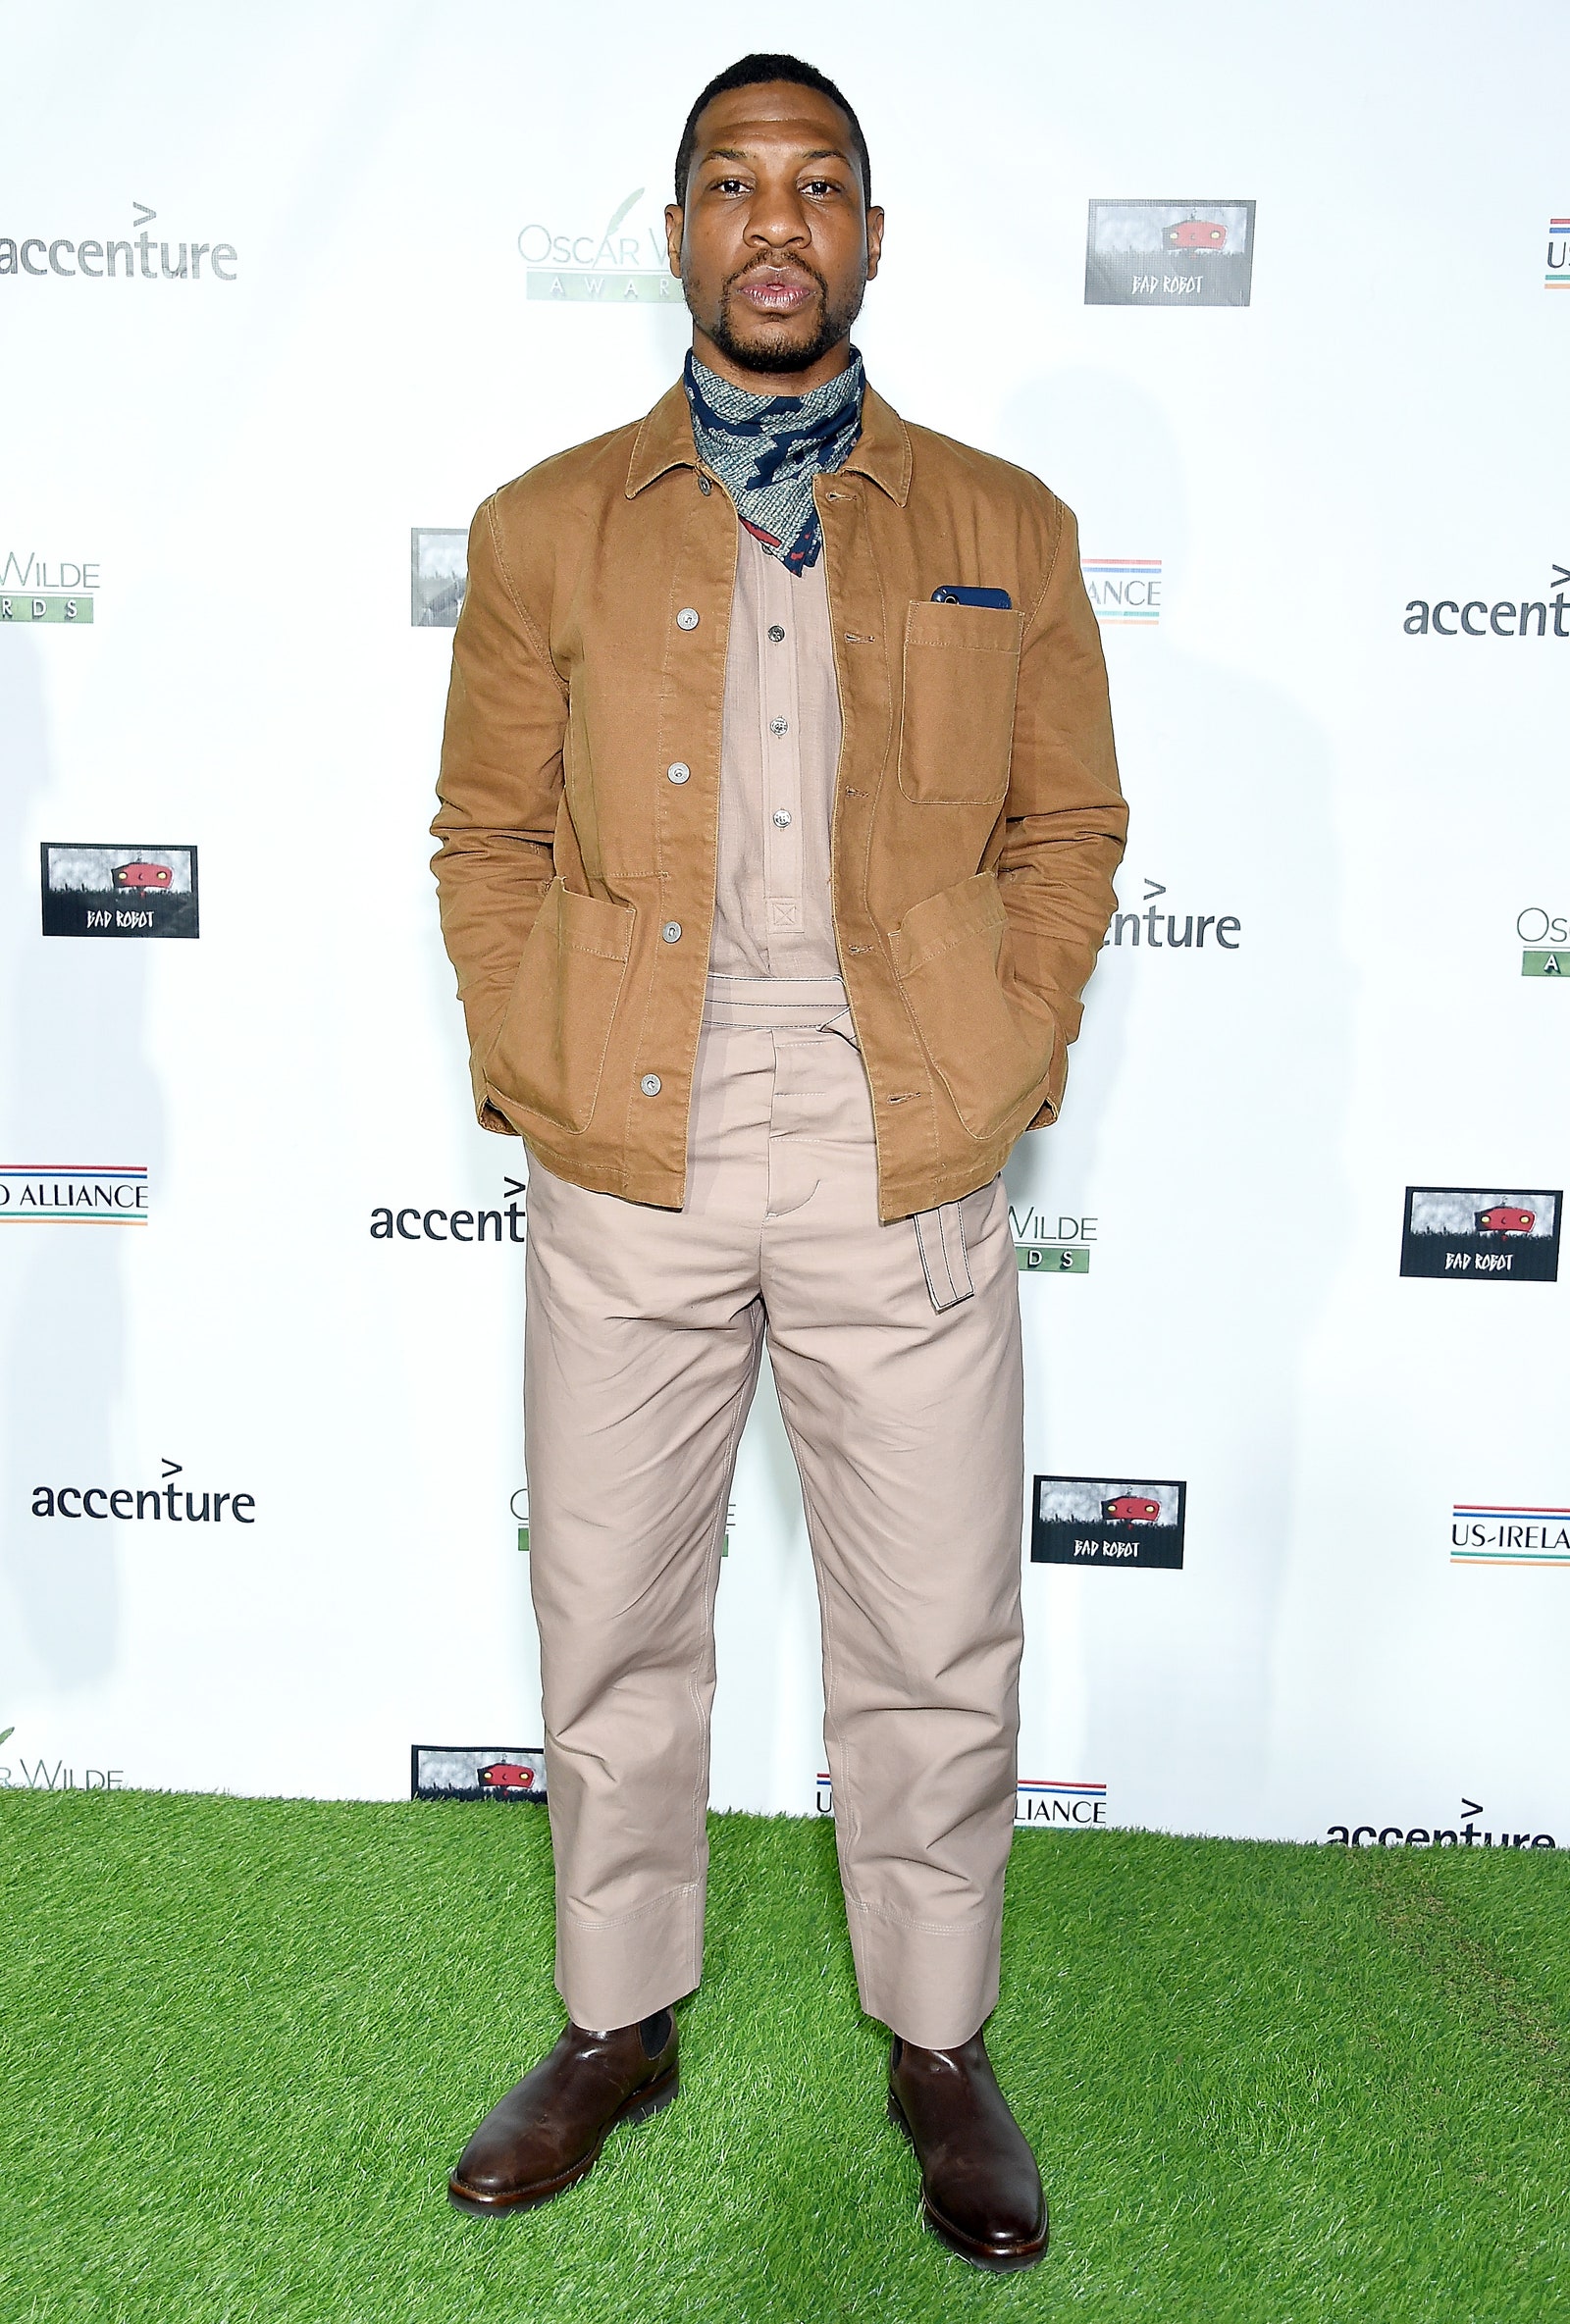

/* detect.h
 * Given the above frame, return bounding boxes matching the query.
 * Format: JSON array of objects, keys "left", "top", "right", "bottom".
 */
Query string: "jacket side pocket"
[
  {"left": 889, "top": 872, "right": 1057, "bottom": 1141},
  {"left": 484, "top": 878, "right": 634, "bottom": 1134},
  {"left": 896, "top": 599, "right": 1023, "bottom": 805}
]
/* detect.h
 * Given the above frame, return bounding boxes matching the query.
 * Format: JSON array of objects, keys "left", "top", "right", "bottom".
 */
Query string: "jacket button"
[
  {"left": 640, "top": 1073, "right": 662, "bottom": 1096},
  {"left": 676, "top": 607, "right": 700, "bottom": 631},
  {"left": 661, "top": 921, "right": 682, "bottom": 943},
  {"left": 767, "top": 624, "right": 785, "bottom": 643},
  {"left": 698, "top": 476, "right": 712, "bottom": 494},
  {"left": 666, "top": 761, "right": 691, "bottom": 783},
  {"left": 769, "top": 716, "right": 789, "bottom": 736},
  {"left": 772, "top": 809, "right": 792, "bottom": 829}
]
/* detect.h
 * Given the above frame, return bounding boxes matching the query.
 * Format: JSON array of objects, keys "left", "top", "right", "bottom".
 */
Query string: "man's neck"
[{"left": 689, "top": 330, "right": 857, "bottom": 399}]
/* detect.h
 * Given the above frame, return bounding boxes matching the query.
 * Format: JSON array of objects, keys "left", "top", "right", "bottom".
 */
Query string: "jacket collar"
[{"left": 624, "top": 374, "right": 912, "bottom": 507}]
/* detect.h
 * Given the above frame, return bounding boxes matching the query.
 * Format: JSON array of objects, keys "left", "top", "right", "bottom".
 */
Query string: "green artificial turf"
[{"left": 2, "top": 1796, "right": 1568, "bottom": 2322}]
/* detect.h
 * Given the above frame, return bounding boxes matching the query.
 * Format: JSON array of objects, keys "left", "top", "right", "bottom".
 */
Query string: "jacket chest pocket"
[{"left": 897, "top": 599, "right": 1024, "bottom": 806}]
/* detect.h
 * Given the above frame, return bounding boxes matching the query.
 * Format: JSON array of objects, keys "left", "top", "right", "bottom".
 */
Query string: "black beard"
[{"left": 702, "top": 269, "right": 864, "bottom": 377}]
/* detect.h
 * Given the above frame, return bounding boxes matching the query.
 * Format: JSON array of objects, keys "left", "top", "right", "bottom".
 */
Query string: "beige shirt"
[{"left": 708, "top": 529, "right": 842, "bottom": 979}]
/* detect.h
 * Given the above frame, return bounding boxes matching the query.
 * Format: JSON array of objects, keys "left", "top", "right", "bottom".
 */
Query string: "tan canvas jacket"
[{"left": 432, "top": 380, "right": 1127, "bottom": 1222}]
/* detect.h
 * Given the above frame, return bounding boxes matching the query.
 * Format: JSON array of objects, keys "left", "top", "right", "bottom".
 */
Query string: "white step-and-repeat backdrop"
[{"left": 4, "top": 1, "right": 1567, "bottom": 1856}]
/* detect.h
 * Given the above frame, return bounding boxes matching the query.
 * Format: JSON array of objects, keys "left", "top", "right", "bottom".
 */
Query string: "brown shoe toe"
[
  {"left": 888, "top": 2031, "right": 1047, "bottom": 2271},
  {"left": 448, "top": 2009, "right": 678, "bottom": 2216}
]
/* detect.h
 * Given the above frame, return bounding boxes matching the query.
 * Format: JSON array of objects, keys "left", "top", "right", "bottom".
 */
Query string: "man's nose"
[{"left": 745, "top": 189, "right": 810, "bottom": 249}]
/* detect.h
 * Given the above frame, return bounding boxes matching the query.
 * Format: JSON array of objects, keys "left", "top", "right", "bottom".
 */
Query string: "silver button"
[
  {"left": 698, "top": 476, "right": 712, "bottom": 495},
  {"left": 676, "top": 607, "right": 700, "bottom": 631},
  {"left": 666, "top": 761, "right": 691, "bottom": 784},
  {"left": 772, "top": 808, "right": 792, "bottom": 829},
  {"left": 769, "top": 716, "right": 789, "bottom": 736},
  {"left": 767, "top": 623, "right": 785, "bottom": 644},
  {"left": 640, "top": 1073, "right": 662, "bottom": 1096},
  {"left": 661, "top": 921, "right": 682, "bottom": 943}
]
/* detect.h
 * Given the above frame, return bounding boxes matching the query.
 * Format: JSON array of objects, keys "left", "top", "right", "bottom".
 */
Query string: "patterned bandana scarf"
[{"left": 683, "top": 348, "right": 864, "bottom": 575}]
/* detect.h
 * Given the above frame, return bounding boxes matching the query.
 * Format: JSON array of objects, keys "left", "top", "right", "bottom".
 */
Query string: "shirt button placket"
[{"left": 762, "top": 551, "right": 803, "bottom": 946}]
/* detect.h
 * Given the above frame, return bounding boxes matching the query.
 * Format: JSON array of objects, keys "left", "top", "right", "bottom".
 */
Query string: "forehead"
[{"left": 693, "top": 79, "right": 857, "bottom": 165}]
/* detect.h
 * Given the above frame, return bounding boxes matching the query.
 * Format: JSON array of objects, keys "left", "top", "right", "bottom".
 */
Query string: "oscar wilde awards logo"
[
  {"left": 0, "top": 1164, "right": 147, "bottom": 1224},
  {"left": 411, "top": 1745, "right": 548, "bottom": 1803},
  {"left": 40, "top": 845, "right": 197, "bottom": 939},
  {"left": 1451, "top": 1502, "right": 1570, "bottom": 1570},
  {"left": 30, "top": 1458, "right": 255, "bottom": 1526},
  {"left": 0, "top": 202, "right": 236, "bottom": 282},
  {"left": 1031, "top": 1477, "right": 1187, "bottom": 1570},
  {"left": 518, "top": 189, "right": 681, "bottom": 305},
  {"left": 1105, "top": 876, "right": 1240, "bottom": 953},
  {"left": 370, "top": 1175, "right": 527, "bottom": 1243},
  {"left": 1517, "top": 905, "right": 1569, "bottom": 978},
  {"left": 1326, "top": 1797, "right": 1555, "bottom": 1850},
  {"left": 1011, "top": 1204, "right": 1096, "bottom": 1275},
  {"left": 1399, "top": 1188, "right": 1562, "bottom": 1281},
  {"left": 1546, "top": 216, "right": 1569, "bottom": 290},
  {"left": 0, "top": 1725, "right": 125, "bottom": 1792},
  {"left": 411, "top": 530, "right": 467, "bottom": 628},
  {"left": 1403, "top": 566, "right": 1570, "bottom": 637},
  {"left": 1084, "top": 200, "right": 1255, "bottom": 307},
  {"left": 1082, "top": 558, "right": 1161, "bottom": 627},
  {"left": 2, "top": 548, "right": 97, "bottom": 624}
]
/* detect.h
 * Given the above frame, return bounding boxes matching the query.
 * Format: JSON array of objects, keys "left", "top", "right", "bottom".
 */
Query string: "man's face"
[{"left": 665, "top": 80, "right": 884, "bottom": 390}]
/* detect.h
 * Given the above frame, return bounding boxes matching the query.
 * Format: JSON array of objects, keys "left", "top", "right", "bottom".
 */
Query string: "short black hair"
[{"left": 674, "top": 53, "right": 870, "bottom": 208}]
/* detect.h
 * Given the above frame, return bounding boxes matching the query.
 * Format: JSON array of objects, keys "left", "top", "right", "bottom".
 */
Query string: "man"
[{"left": 432, "top": 53, "right": 1125, "bottom": 2272}]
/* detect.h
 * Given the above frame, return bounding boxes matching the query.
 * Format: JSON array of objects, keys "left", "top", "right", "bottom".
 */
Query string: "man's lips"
[{"left": 731, "top": 267, "right": 818, "bottom": 315}]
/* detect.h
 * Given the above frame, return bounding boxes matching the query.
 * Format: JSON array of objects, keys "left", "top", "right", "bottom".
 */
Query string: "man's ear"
[
  {"left": 865, "top": 204, "right": 886, "bottom": 283},
  {"left": 664, "top": 203, "right": 684, "bottom": 278}
]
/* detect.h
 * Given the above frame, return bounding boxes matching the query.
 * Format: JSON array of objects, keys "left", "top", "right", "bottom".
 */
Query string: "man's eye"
[
  {"left": 803, "top": 180, "right": 839, "bottom": 197},
  {"left": 714, "top": 178, "right": 750, "bottom": 195}
]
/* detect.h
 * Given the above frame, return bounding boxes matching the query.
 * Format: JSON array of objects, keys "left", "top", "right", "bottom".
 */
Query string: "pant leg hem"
[
  {"left": 555, "top": 1880, "right": 704, "bottom": 2032},
  {"left": 845, "top": 1893, "right": 1002, "bottom": 2050}
]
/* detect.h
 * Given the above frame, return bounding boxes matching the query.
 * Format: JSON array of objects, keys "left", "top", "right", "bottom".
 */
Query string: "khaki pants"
[{"left": 522, "top": 977, "right": 1025, "bottom": 2049}]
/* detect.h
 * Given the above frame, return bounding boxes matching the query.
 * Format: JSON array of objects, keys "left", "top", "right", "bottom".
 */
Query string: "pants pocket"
[{"left": 485, "top": 879, "right": 634, "bottom": 1134}]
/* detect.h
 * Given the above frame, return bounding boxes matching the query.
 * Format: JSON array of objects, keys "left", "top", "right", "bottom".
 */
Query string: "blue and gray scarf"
[{"left": 683, "top": 348, "right": 864, "bottom": 576}]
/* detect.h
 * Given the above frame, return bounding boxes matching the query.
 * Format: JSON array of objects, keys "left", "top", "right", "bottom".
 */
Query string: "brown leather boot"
[
  {"left": 888, "top": 2030, "right": 1048, "bottom": 2271},
  {"left": 447, "top": 2009, "right": 678, "bottom": 2215}
]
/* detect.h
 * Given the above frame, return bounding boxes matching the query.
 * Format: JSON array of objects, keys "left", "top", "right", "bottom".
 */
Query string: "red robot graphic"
[
  {"left": 112, "top": 862, "right": 174, "bottom": 890},
  {"left": 478, "top": 1760, "right": 537, "bottom": 1793},
  {"left": 1164, "top": 218, "right": 1228, "bottom": 250},
  {"left": 1475, "top": 1207, "right": 1535, "bottom": 1235},
  {"left": 1102, "top": 1494, "right": 1161, "bottom": 1524}
]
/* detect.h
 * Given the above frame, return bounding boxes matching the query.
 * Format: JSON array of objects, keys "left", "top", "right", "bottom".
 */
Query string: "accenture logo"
[
  {"left": 0, "top": 202, "right": 236, "bottom": 282},
  {"left": 1403, "top": 567, "right": 1570, "bottom": 637},
  {"left": 518, "top": 189, "right": 680, "bottom": 305},
  {"left": 30, "top": 1457, "right": 255, "bottom": 1525},
  {"left": 1327, "top": 1797, "right": 1555, "bottom": 1849},
  {"left": 369, "top": 1175, "right": 527, "bottom": 1243},
  {"left": 1105, "top": 876, "right": 1240, "bottom": 952}
]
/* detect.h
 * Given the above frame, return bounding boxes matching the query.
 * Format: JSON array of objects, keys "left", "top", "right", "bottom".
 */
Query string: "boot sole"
[
  {"left": 447, "top": 2064, "right": 679, "bottom": 2217},
  {"left": 887, "top": 2090, "right": 1049, "bottom": 2273}
]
